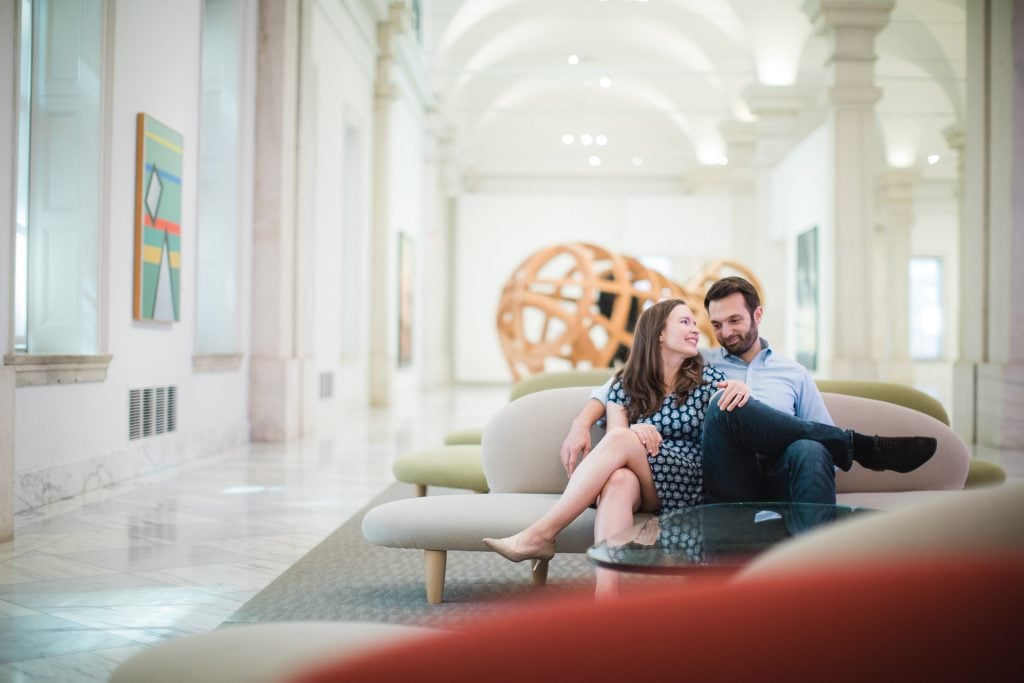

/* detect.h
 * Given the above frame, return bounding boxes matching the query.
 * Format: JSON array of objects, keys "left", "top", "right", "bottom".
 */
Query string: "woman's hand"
[
  {"left": 629, "top": 423, "right": 662, "bottom": 455},
  {"left": 715, "top": 379, "right": 751, "bottom": 411}
]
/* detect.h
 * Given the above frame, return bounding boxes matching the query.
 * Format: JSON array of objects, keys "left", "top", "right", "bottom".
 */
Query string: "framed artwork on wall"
[
  {"left": 795, "top": 226, "right": 819, "bottom": 371},
  {"left": 133, "top": 113, "right": 183, "bottom": 322},
  {"left": 398, "top": 232, "right": 414, "bottom": 366}
]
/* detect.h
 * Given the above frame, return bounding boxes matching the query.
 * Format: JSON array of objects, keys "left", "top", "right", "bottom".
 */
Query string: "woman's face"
[{"left": 659, "top": 303, "right": 700, "bottom": 358}]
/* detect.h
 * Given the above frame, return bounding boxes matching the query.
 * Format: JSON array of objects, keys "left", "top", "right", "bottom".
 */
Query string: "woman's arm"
[{"left": 606, "top": 402, "right": 629, "bottom": 430}]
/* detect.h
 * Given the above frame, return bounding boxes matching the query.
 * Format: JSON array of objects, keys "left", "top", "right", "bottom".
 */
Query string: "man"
[{"left": 560, "top": 276, "right": 934, "bottom": 506}]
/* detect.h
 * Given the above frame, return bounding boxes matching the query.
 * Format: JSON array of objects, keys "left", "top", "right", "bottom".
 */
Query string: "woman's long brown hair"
[{"left": 617, "top": 299, "right": 705, "bottom": 423}]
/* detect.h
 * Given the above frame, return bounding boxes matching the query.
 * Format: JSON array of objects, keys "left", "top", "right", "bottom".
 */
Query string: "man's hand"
[
  {"left": 629, "top": 423, "right": 662, "bottom": 455},
  {"left": 560, "top": 422, "right": 592, "bottom": 476},
  {"left": 715, "top": 379, "right": 751, "bottom": 411}
]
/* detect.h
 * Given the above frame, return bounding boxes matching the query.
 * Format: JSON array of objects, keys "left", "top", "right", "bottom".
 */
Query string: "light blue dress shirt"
[{"left": 589, "top": 339, "right": 834, "bottom": 426}]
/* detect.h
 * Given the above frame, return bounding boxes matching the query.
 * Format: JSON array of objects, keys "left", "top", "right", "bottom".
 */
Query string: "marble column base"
[
  {"left": 13, "top": 420, "right": 249, "bottom": 515},
  {"left": 976, "top": 362, "right": 1024, "bottom": 448},
  {"left": 250, "top": 356, "right": 303, "bottom": 442},
  {"left": 951, "top": 360, "right": 978, "bottom": 443},
  {"left": 1, "top": 366, "right": 15, "bottom": 542}
]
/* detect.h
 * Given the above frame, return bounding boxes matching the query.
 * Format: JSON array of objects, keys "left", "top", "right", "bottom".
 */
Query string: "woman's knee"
[
  {"left": 600, "top": 469, "right": 642, "bottom": 510},
  {"left": 603, "top": 467, "right": 640, "bottom": 495},
  {"left": 601, "top": 427, "right": 641, "bottom": 450}
]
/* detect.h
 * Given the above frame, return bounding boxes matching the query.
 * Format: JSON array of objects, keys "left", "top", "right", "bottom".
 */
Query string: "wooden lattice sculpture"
[{"left": 496, "top": 243, "right": 763, "bottom": 381}]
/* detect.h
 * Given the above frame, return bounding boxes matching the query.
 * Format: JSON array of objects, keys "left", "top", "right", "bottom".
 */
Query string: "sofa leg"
[
  {"left": 531, "top": 559, "right": 549, "bottom": 587},
  {"left": 415, "top": 484, "right": 427, "bottom": 497},
  {"left": 424, "top": 550, "right": 447, "bottom": 604}
]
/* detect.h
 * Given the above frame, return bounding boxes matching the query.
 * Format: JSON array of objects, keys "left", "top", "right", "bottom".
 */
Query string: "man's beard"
[{"left": 722, "top": 324, "right": 759, "bottom": 356}]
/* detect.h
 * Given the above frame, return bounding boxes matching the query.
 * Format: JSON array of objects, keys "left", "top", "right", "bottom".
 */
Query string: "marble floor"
[
  {"left": 0, "top": 384, "right": 510, "bottom": 682},
  {"left": 1, "top": 383, "right": 1021, "bottom": 682}
]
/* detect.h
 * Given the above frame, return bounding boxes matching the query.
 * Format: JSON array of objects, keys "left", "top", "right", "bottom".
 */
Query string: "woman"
[{"left": 484, "top": 299, "right": 746, "bottom": 595}]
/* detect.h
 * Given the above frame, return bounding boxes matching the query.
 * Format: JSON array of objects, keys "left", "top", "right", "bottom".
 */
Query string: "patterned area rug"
[{"left": 223, "top": 483, "right": 603, "bottom": 630}]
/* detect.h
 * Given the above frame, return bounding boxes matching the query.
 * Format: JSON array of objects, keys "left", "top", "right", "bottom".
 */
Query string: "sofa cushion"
[
  {"left": 824, "top": 393, "right": 970, "bottom": 492},
  {"left": 442, "top": 427, "right": 485, "bottom": 445},
  {"left": 742, "top": 480, "right": 1024, "bottom": 579},
  {"left": 482, "top": 387, "right": 971, "bottom": 496},
  {"left": 362, "top": 492, "right": 630, "bottom": 553},
  {"left": 507, "top": 367, "right": 616, "bottom": 401},
  {"left": 392, "top": 445, "right": 488, "bottom": 492},
  {"left": 816, "top": 379, "right": 949, "bottom": 423},
  {"left": 290, "top": 554, "right": 1024, "bottom": 683},
  {"left": 110, "top": 622, "right": 434, "bottom": 683}
]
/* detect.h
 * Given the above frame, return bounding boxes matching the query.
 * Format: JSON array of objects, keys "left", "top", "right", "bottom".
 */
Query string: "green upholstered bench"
[
  {"left": 392, "top": 445, "right": 489, "bottom": 497},
  {"left": 815, "top": 379, "right": 1005, "bottom": 488},
  {"left": 393, "top": 369, "right": 615, "bottom": 495}
]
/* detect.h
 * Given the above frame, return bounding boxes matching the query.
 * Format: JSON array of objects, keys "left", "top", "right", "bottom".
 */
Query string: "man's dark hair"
[{"left": 704, "top": 276, "right": 760, "bottom": 314}]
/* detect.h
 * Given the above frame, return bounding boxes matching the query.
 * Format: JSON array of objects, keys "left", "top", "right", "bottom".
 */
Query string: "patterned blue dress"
[{"left": 607, "top": 364, "right": 727, "bottom": 510}]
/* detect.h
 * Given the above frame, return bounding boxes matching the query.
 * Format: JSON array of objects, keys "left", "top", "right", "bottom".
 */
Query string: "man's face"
[{"left": 708, "top": 292, "right": 762, "bottom": 356}]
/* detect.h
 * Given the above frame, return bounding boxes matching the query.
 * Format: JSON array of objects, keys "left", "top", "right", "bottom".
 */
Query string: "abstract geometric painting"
[{"left": 133, "top": 113, "right": 183, "bottom": 322}]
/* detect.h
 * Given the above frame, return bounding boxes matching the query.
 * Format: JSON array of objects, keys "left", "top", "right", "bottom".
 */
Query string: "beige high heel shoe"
[{"left": 483, "top": 535, "right": 555, "bottom": 570}]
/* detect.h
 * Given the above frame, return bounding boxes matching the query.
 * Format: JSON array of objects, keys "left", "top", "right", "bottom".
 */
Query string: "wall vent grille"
[{"left": 129, "top": 386, "right": 178, "bottom": 441}]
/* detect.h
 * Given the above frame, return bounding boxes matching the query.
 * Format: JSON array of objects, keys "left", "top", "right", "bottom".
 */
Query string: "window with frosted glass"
[
  {"left": 14, "top": 0, "right": 106, "bottom": 354},
  {"left": 909, "top": 257, "right": 943, "bottom": 360},
  {"left": 195, "top": 0, "right": 241, "bottom": 353}
]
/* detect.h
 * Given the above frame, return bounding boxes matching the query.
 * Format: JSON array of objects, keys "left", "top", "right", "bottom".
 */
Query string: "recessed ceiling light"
[
  {"left": 595, "top": 134, "right": 608, "bottom": 146},
  {"left": 718, "top": 156, "right": 729, "bottom": 166},
  {"left": 562, "top": 134, "right": 574, "bottom": 145},
  {"left": 588, "top": 156, "right": 601, "bottom": 167},
  {"left": 927, "top": 154, "right": 940, "bottom": 165},
  {"left": 580, "top": 133, "right": 594, "bottom": 146},
  {"left": 568, "top": 54, "right": 579, "bottom": 65},
  {"left": 632, "top": 156, "right": 644, "bottom": 166},
  {"left": 599, "top": 77, "right": 612, "bottom": 89}
]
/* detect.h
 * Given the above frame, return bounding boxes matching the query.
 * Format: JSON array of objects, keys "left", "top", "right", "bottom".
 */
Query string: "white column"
[
  {"left": 249, "top": 0, "right": 304, "bottom": 441},
  {"left": 742, "top": 85, "right": 806, "bottom": 346},
  {"left": 419, "top": 113, "right": 455, "bottom": 389},
  {"left": 874, "top": 169, "right": 917, "bottom": 383},
  {"left": 804, "top": 0, "right": 894, "bottom": 379},
  {"left": 0, "top": 0, "right": 16, "bottom": 540},
  {"left": 945, "top": 123, "right": 976, "bottom": 439},
  {"left": 744, "top": 84, "right": 806, "bottom": 168},
  {"left": 956, "top": 0, "right": 1024, "bottom": 448},
  {"left": 369, "top": 4, "right": 405, "bottom": 407}
]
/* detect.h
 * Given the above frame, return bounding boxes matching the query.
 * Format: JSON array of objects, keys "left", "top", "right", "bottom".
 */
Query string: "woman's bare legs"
[
  {"left": 593, "top": 468, "right": 642, "bottom": 599},
  {"left": 486, "top": 428, "right": 659, "bottom": 558}
]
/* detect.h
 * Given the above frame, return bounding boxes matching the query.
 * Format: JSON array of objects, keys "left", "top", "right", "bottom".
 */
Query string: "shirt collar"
[{"left": 722, "top": 338, "right": 772, "bottom": 365}]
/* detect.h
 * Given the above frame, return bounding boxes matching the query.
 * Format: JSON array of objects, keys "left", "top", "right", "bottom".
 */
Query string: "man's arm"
[{"left": 560, "top": 398, "right": 606, "bottom": 476}]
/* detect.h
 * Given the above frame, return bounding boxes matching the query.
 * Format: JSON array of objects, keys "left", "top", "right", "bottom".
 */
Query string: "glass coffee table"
[{"left": 588, "top": 502, "right": 873, "bottom": 574}]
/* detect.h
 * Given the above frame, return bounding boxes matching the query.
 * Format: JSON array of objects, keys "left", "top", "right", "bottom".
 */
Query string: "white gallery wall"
[
  {"left": 766, "top": 124, "right": 832, "bottom": 374},
  {"left": 388, "top": 75, "right": 429, "bottom": 401},
  {"left": 12, "top": 0, "right": 255, "bottom": 511},
  {"left": 453, "top": 190, "right": 732, "bottom": 382}
]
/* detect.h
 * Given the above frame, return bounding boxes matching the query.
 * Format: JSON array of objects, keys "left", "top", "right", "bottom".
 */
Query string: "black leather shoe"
[{"left": 851, "top": 434, "right": 937, "bottom": 473}]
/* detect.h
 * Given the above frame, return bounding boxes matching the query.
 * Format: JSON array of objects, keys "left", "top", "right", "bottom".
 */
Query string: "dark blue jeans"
[{"left": 701, "top": 398, "right": 853, "bottom": 506}]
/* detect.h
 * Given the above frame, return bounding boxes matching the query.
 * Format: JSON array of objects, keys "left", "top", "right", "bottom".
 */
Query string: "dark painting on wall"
[
  {"left": 398, "top": 233, "right": 414, "bottom": 366},
  {"left": 795, "top": 226, "right": 818, "bottom": 371}
]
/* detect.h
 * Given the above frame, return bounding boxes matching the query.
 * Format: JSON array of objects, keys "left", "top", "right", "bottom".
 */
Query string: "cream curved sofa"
[{"left": 363, "top": 386, "right": 970, "bottom": 603}]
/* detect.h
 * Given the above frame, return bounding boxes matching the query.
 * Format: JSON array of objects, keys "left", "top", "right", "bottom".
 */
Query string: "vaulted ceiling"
[{"left": 422, "top": 0, "right": 964, "bottom": 184}]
